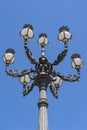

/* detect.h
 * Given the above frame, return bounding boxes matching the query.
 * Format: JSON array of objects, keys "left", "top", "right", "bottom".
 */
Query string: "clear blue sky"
[{"left": 0, "top": 0, "right": 87, "bottom": 130}]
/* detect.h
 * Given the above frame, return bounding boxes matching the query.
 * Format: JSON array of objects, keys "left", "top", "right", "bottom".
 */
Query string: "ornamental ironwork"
[{"left": 3, "top": 24, "right": 83, "bottom": 98}]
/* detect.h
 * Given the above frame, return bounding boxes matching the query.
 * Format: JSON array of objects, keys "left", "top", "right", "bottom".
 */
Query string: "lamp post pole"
[
  {"left": 38, "top": 87, "right": 48, "bottom": 130},
  {"left": 3, "top": 24, "right": 83, "bottom": 130}
]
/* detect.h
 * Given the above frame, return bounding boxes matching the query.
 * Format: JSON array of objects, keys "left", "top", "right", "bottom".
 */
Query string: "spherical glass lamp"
[
  {"left": 71, "top": 54, "right": 83, "bottom": 69},
  {"left": 20, "top": 24, "right": 34, "bottom": 41},
  {"left": 3, "top": 48, "right": 15, "bottom": 64},
  {"left": 52, "top": 76, "right": 63, "bottom": 87},
  {"left": 37, "top": 33, "right": 49, "bottom": 46},
  {"left": 19, "top": 74, "right": 31, "bottom": 86},
  {"left": 58, "top": 26, "right": 72, "bottom": 43}
]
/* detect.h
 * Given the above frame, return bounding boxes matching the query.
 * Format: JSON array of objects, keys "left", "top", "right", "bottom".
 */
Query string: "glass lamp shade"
[
  {"left": 3, "top": 49, "right": 15, "bottom": 64},
  {"left": 52, "top": 76, "right": 62, "bottom": 87},
  {"left": 20, "top": 24, "right": 34, "bottom": 41},
  {"left": 72, "top": 58, "right": 83, "bottom": 69},
  {"left": 71, "top": 54, "right": 83, "bottom": 69},
  {"left": 58, "top": 26, "right": 72, "bottom": 43},
  {"left": 19, "top": 74, "right": 31, "bottom": 86},
  {"left": 38, "top": 33, "right": 48, "bottom": 46}
]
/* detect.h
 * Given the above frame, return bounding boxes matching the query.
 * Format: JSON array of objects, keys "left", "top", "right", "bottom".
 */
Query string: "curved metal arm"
[
  {"left": 5, "top": 64, "right": 36, "bottom": 78},
  {"left": 62, "top": 69, "right": 80, "bottom": 82},
  {"left": 5, "top": 64, "right": 23, "bottom": 77},
  {"left": 51, "top": 69, "right": 80, "bottom": 82},
  {"left": 24, "top": 42, "right": 37, "bottom": 64},
  {"left": 23, "top": 82, "right": 35, "bottom": 96},
  {"left": 49, "top": 84, "right": 58, "bottom": 98},
  {"left": 52, "top": 44, "right": 68, "bottom": 66}
]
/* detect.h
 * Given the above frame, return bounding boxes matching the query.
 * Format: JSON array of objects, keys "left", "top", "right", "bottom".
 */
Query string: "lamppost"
[{"left": 3, "top": 24, "right": 83, "bottom": 130}]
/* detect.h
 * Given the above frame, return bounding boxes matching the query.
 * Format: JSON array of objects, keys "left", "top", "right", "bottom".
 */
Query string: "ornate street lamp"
[{"left": 3, "top": 24, "right": 83, "bottom": 130}]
